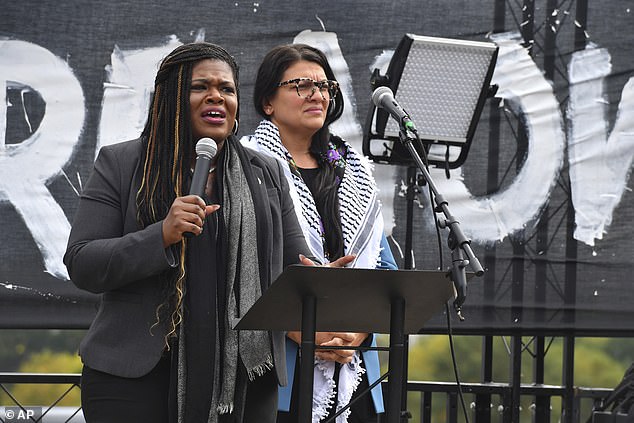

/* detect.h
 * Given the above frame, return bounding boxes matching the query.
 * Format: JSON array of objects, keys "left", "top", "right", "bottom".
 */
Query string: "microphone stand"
[
  {"left": 387, "top": 122, "right": 484, "bottom": 423},
  {"left": 396, "top": 123, "right": 484, "bottom": 318}
]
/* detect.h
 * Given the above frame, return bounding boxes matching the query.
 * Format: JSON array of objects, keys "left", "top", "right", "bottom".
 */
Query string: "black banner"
[{"left": 1, "top": 0, "right": 633, "bottom": 333}]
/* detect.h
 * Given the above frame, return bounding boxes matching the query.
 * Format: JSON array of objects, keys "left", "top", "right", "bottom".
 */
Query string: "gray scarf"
[{"left": 177, "top": 138, "right": 273, "bottom": 423}]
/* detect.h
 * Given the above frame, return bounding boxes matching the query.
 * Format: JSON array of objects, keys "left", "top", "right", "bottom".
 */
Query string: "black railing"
[
  {"left": 0, "top": 373, "right": 82, "bottom": 423},
  {"left": 400, "top": 381, "right": 612, "bottom": 423},
  {"left": 0, "top": 372, "right": 613, "bottom": 423}
]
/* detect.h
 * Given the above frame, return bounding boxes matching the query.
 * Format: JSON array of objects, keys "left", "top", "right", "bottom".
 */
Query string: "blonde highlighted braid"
[{"left": 136, "top": 42, "right": 240, "bottom": 349}]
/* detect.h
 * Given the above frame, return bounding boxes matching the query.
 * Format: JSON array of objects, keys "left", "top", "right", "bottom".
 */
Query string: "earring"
[{"left": 232, "top": 120, "right": 239, "bottom": 135}]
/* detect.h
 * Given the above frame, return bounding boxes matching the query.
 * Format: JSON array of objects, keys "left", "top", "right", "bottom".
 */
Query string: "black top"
[
  {"left": 297, "top": 166, "right": 320, "bottom": 198},
  {"left": 183, "top": 167, "right": 224, "bottom": 421}
]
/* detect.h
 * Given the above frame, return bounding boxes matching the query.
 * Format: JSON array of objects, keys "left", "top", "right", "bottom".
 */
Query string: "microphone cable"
[{"left": 445, "top": 301, "right": 471, "bottom": 423}]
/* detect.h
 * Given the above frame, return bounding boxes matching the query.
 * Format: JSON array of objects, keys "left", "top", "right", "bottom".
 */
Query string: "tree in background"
[
  {"left": 0, "top": 330, "right": 84, "bottom": 371},
  {"left": 5, "top": 350, "right": 82, "bottom": 406},
  {"left": 0, "top": 330, "right": 83, "bottom": 407}
]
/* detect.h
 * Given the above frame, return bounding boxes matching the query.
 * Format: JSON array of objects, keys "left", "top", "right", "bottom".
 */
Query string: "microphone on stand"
[
  {"left": 185, "top": 137, "right": 217, "bottom": 238},
  {"left": 372, "top": 86, "right": 417, "bottom": 132}
]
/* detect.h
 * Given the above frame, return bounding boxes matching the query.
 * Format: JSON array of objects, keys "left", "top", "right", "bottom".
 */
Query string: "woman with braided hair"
[
  {"left": 64, "top": 42, "right": 347, "bottom": 423},
  {"left": 243, "top": 44, "right": 397, "bottom": 423}
]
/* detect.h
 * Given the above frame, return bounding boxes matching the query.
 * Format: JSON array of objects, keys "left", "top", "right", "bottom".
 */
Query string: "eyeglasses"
[{"left": 276, "top": 78, "right": 340, "bottom": 100}]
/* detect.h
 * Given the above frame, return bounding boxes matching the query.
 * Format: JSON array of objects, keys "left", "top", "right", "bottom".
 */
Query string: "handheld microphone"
[
  {"left": 189, "top": 137, "right": 218, "bottom": 198},
  {"left": 185, "top": 137, "right": 217, "bottom": 238},
  {"left": 371, "top": 86, "right": 417, "bottom": 132}
]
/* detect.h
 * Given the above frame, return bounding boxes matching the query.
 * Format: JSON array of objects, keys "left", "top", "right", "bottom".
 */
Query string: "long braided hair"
[
  {"left": 253, "top": 44, "right": 345, "bottom": 259},
  {"left": 136, "top": 42, "right": 240, "bottom": 347}
]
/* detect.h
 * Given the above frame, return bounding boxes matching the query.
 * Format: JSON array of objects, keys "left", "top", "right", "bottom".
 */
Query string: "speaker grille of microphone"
[
  {"left": 372, "top": 86, "right": 393, "bottom": 108},
  {"left": 195, "top": 137, "right": 217, "bottom": 159}
]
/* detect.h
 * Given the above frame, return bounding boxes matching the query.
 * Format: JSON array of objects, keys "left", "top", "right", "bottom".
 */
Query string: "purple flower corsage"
[{"left": 325, "top": 141, "right": 346, "bottom": 183}]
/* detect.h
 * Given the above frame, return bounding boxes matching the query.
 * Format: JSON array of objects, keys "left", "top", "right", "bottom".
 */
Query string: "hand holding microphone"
[
  {"left": 372, "top": 86, "right": 417, "bottom": 132},
  {"left": 162, "top": 138, "right": 219, "bottom": 245},
  {"left": 183, "top": 137, "right": 218, "bottom": 238}
]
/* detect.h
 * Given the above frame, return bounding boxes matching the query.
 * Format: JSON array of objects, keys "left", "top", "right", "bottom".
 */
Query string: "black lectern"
[{"left": 235, "top": 265, "right": 454, "bottom": 423}]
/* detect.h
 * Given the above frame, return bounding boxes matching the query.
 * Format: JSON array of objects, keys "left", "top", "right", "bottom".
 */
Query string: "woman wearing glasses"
[{"left": 243, "top": 44, "right": 397, "bottom": 423}]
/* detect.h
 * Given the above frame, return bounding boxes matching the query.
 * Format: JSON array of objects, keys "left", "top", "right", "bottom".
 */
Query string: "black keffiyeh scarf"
[{"left": 243, "top": 119, "right": 384, "bottom": 267}]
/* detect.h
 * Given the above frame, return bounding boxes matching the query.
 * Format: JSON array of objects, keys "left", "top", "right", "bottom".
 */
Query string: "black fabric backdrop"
[{"left": 1, "top": 0, "right": 632, "bottom": 334}]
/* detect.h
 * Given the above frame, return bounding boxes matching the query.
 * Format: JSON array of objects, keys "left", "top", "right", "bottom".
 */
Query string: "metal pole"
[
  {"left": 298, "top": 295, "right": 316, "bottom": 423},
  {"left": 510, "top": 336, "right": 523, "bottom": 423},
  {"left": 387, "top": 297, "right": 406, "bottom": 423},
  {"left": 562, "top": 337, "right": 576, "bottom": 423}
]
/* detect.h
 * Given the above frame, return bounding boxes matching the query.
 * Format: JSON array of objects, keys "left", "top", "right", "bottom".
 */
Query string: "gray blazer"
[{"left": 64, "top": 138, "right": 310, "bottom": 385}]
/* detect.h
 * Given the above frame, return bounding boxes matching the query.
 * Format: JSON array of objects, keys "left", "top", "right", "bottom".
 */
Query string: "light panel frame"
[{"left": 363, "top": 34, "right": 499, "bottom": 169}]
